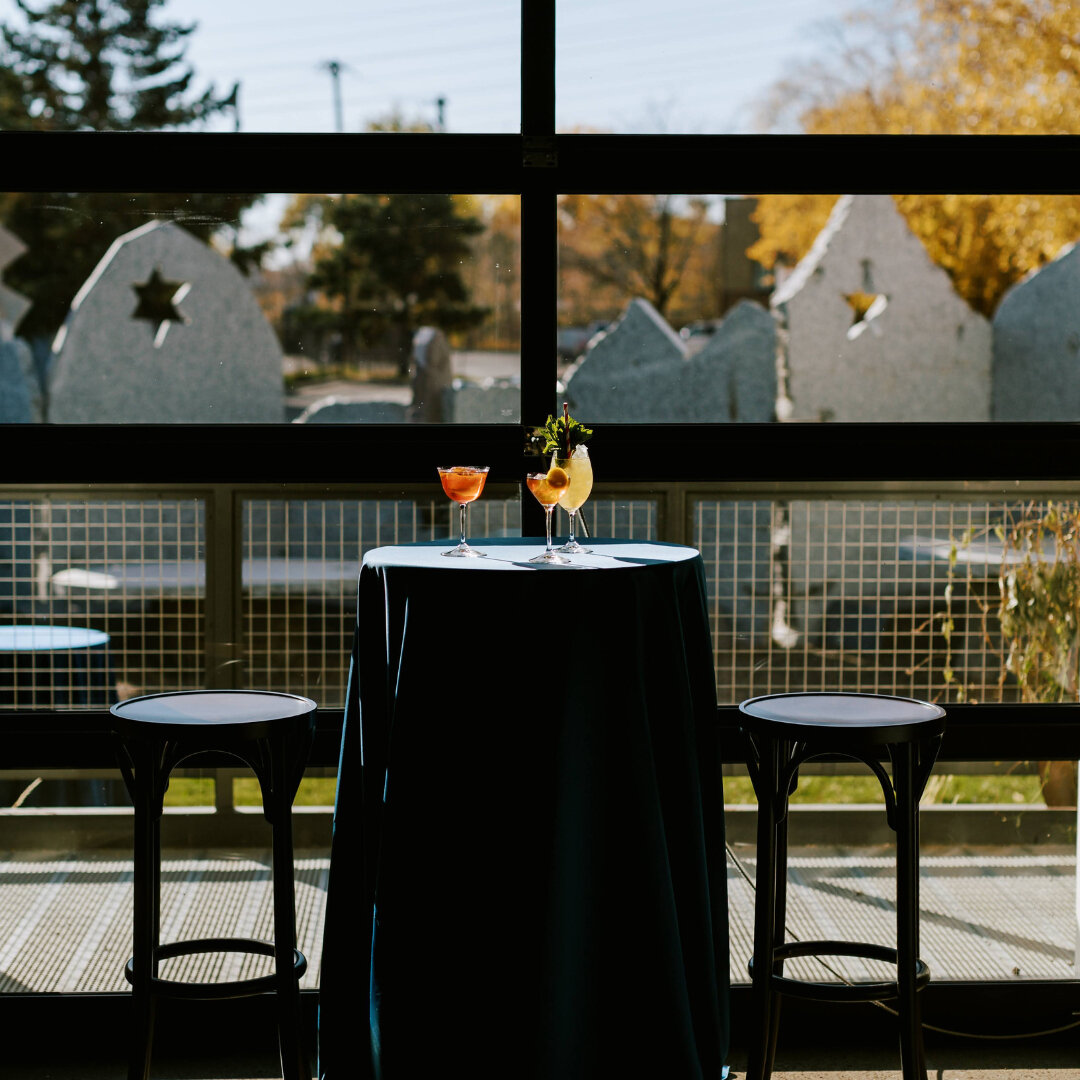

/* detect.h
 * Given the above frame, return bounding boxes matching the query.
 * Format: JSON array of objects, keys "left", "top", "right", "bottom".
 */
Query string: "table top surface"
[
  {"left": 362, "top": 537, "right": 700, "bottom": 571},
  {"left": 110, "top": 689, "right": 317, "bottom": 726},
  {"left": 0, "top": 625, "right": 109, "bottom": 652}
]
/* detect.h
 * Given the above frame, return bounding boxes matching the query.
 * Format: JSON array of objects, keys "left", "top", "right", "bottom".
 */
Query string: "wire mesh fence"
[{"left": 0, "top": 490, "right": 1063, "bottom": 711}]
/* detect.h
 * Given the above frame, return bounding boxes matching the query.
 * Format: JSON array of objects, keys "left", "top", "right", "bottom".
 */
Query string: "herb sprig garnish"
[{"left": 540, "top": 404, "right": 593, "bottom": 456}]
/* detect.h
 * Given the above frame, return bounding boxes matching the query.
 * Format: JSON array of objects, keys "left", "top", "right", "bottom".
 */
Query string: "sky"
[
  {"left": 149, "top": 0, "right": 854, "bottom": 136},
  {"left": 2, "top": 0, "right": 855, "bottom": 246}
]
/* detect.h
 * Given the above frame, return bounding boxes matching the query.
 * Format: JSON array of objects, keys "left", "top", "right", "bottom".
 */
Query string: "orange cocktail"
[
  {"left": 437, "top": 466, "right": 490, "bottom": 557},
  {"left": 526, "top": 463, "right": 572, "bottom": 564},
  {"left": 440, "top": 466, "right": 488, "bottom": 505}
]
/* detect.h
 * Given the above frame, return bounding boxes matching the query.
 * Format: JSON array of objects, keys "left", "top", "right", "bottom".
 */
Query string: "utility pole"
[
  {"left": 435, "top": 95, "right": 446, "bottom": 132},
  {"left": 319, "top": 60, "right": 346, "bottom": 132}
]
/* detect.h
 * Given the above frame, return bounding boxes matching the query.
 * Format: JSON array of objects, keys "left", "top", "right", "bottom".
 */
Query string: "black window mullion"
[
  {"left": 518, "top": 0, "right": 558, "bottom": 536},
  {"left": 521, "top": 0, "right": 555, "bottom": 137}
]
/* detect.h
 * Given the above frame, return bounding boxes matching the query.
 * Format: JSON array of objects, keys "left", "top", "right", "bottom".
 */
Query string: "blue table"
[
  {"left": 0, "top": 624, "right": 123, "bottom": 806},
  {"left": 319, "top": 538, "right": 729, "bottom": 1079}
]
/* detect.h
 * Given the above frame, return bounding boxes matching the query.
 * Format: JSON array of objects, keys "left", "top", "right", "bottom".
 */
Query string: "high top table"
[{"left": 319, "top": 538, "right": 730, "bottom": 1080}]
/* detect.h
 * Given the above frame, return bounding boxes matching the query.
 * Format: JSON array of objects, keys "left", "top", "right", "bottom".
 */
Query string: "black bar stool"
[
  {"left": 737, "top": 692, "right": 945, "bottom": 1080},
  {"left": 111, "top": 690, "right": 318, "bottom": 1080}
]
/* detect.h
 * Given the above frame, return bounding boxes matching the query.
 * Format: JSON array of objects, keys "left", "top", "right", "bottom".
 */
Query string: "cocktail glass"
[
  {"left": 556, "top": 444, "right": 593, "bottom": 554},
  {"left": 437, "top": 466, "right": 490, "bottom": 557},
  {"left": 526, "top": 460, "right": 572, "bottom": 564}
]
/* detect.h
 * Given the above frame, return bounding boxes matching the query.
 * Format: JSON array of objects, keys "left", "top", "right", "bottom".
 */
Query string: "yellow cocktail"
[{"left": 557, "top": 445, "right": 593, "bottom": 554}]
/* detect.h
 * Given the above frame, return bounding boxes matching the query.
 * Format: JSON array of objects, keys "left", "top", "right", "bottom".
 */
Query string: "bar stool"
[
  {"left": 737, "top": 692, "right": 945, "bottom": 1080},
  {"left": 110, "top": 690, "right": 318, "bottom": 1080}
]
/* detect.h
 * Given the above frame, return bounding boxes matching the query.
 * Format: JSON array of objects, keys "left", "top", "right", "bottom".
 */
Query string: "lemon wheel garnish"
[{"left": 546, "top": 466, "right": 569, "bottom": 488}]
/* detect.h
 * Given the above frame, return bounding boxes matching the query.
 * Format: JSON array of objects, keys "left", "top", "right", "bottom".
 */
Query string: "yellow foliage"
[{"left": 749, "top": 1, "right": 1080, "bottom": 315}]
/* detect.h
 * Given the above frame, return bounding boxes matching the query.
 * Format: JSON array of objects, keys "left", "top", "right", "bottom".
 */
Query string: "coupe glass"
[
  {"left": 437, "top": 466, "right": 490, "bottom": 557},
  {"left": 556, "top": 444, "right": 593, "bottom": 554},
  {"left": 526, "top": 460, "right": 572, "bottom": 564}
]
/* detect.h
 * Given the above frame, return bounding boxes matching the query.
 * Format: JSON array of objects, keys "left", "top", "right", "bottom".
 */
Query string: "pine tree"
[
  {"left": 1, "top": 0, "right": 236, "bottom": 131},
  {"left": 0, "top": 2, "right": 261, "bottom": 349},
  {"left": 290, "top": 194, "right": 489, "bottom": 374}
]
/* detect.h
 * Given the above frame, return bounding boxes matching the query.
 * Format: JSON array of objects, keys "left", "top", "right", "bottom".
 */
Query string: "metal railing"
[{"left": 2, "top": 479, "right": 1074, "bottom": 715}]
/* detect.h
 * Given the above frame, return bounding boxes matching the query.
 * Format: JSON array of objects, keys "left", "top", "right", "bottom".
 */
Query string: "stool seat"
[
  {"left": 111, "top": 690, "right": 317, "bottom": 1080},
  {"left": 740, "top": 691, "right": 945, "bottom": 745},
  {"left": 112, "top": 689, "right": 316, "bottom": 739},
  {"left": 737, "top": 691, "right": 945, "bottom": 1080}
]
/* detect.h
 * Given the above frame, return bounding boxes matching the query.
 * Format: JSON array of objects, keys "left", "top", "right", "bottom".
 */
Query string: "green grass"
[
  {"left": 164, "top": 774, "right": 1042, "bottom": 809},
  {"left": 722, "top": 773, "right": 1046, "bottom": 806},
  {"left": 163, "top": 776, "right": 337, "bottom": 808}
]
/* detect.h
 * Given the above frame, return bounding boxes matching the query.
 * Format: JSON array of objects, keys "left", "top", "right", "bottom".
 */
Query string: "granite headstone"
[
  {"left": 293, "top": 396, "right": 408, "bottom": 424},
  {"left": 49, "top": 220, "right": 284, "bottom": 423},
  {"left": 992, "top": 241, "right": 1080, "bottom": 420},
  {"left": 680, "top": 300, "right": 777, "bottom": 422},
  {"left": 563, "top": 298, "right": 687, "bottom": 422},
  {"left": 408, "top": 326, "right": 451, "bottom": 422},
  {"left": 0, "top": 225, "right": 36, "bottom": 422},
  {"left": 772, "top": 194, "right": 992, "bottom": 422}
]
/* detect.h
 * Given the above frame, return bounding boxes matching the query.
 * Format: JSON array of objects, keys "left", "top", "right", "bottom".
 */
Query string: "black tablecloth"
[{"left": 319, "top": 539, "right": 729, "bottom": 1079}]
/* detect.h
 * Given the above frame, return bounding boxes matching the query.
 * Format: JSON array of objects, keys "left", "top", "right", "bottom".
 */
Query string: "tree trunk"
[{"left": 1038, "top": 760, "right": 1078, "bottom": 807}]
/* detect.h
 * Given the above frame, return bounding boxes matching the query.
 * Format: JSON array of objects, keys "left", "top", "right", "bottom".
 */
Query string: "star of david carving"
[
  {"left": 843, "top": 290, "right": 888, "bottom": 341},
  {"left": 132, "top": 268, "right": 191, "bottom": 348}
]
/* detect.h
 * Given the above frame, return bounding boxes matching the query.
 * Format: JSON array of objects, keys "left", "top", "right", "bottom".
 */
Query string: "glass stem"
[
  {"left": 459, "top": 501, "right": 468, "bottom": 547},
  {"left": 545, "top": 506, "right": 554, "bottom": 552},
  {"left": 567, "top": 509, "right": 577, "bottom": 545}
]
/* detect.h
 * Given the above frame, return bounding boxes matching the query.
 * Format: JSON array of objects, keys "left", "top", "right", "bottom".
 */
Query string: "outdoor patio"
[{"left": 1, "top": 837, "right": 1076, "bottom": 1078}]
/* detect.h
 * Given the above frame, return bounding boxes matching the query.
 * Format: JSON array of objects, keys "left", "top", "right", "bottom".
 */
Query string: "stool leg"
[
  {"left": 129, "top": 743, "right": 163, "bottom": 1080},
  {"left": 747, "top": 737, "right": 785, "bottom": 1080},
  {"left": 893, "top": 744, "right": 927, "bottom": 1080},
  {"left": 269, "top": 751, "right": 310, "bottom": 1080},
  {"left": 766, "top": 790, "right": 790, "bottom": 1077}
]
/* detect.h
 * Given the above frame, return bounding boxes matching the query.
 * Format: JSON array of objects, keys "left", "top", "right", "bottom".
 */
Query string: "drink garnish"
[
  {"left": 546, "top": 466, "right": 569, "bottom": 488},
  {"left": 539, "top": 407, "right": 593, "bottom": 455}
]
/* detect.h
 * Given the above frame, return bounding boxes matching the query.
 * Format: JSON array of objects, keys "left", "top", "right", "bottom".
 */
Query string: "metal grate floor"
[
  {"left": 726, "top": 843, "right": 1078, "bottom": 986},
  {"left": 0, "top": 850, "right": 328, "bottom": 993},
  {"left": 0, "top": 844, "right": 1073, "bottom": 992}
]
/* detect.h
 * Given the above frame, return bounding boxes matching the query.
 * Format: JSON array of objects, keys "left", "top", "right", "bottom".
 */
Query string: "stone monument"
[
  {"left": 563, "top": 298, "right": 686, "bottom": 421},
  {"left": 992, "top": 241, "right": 1080, "bottom": 420},
  {"left": 0, "top": 225, "right": 37, "bottom": 422},
  {"left": 293, "top": 396, "right": 408, "bottom": 424},
  {"left": 49, "top": 220, "right": 284, "bottom": 423},
  {"left": 772, "top": 194, "right": 992, "bottom": 422},
  {"left": 678, "top": 300, "right": 777, "bottom": 422},
  {"left": 408, "top": 326, "right": 451, "bottom": 422}
]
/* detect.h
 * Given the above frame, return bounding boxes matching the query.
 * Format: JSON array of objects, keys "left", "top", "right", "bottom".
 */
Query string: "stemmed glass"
[
  {"left": 526, "top": 460, "right": 572, "bottom": 564},
  {"left": 437, "top": 466, "right": 490, "bottom": 557},
  {"left": 556, "top": 444, "right": 593, "bottom": 554}
]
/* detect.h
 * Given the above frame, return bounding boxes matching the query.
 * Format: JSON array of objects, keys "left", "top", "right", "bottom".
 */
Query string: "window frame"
[{"left": 2, "top": 0, "right": 1080, "bottom": 1030}]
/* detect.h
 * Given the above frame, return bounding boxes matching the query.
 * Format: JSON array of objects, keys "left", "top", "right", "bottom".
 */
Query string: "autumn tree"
[
  {"left": 749, "top": 0, "right": 1080, "bottom": 316},
  {"left": 558, "top": 194, "right": 719, "bottom": 325},
  {"left": 458, "top": 195, "right": 521, "bottom": 350},
  {"left": 283, "top": 194, "right": 488, "bottom": 374}
]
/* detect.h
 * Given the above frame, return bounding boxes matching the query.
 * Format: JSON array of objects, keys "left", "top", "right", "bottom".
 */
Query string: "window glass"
[
  {"left": 558, "top": 191, "right": 1080, "bottom": 422},
  {"left": 0, "top": 192, "right": 520, "bottom": 423},
  {"left": 556, "top": 0, "right": 1078, "bottom": 135},
  {"left": 2, "top": 0, "right": 520, "bottom": 133},
  {"left": 242, "top": 495, "right": 521, "bottom": 706},
  {"left": 0, "top": 496, "right": 205, "bottom": 712}
]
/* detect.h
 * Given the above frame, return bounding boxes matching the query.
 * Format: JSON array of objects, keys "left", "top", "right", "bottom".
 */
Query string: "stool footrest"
[
  {"left": 749, "top": 939, "right": 930, "bottom": 1003},
  {"left": 125, "top": 937, "right": 307, "bottom": 1001}
]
